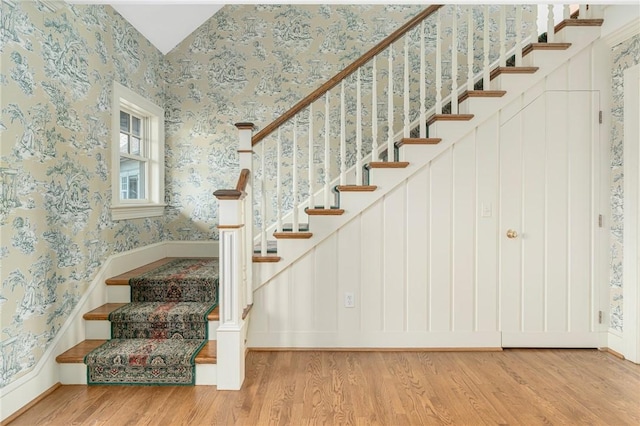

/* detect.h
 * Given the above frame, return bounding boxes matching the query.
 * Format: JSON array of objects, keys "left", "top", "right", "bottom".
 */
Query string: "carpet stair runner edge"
[{"left": 59, "top": 258, "right": 219, "bottom": 386}]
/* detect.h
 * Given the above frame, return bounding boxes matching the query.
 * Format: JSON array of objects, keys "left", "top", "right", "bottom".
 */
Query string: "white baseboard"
[
  {"left": 248, "top": 331, "right": 502, "bottom": 348},
  {"left": 0, "top": 240, "right": 218, "bottom": 422}
]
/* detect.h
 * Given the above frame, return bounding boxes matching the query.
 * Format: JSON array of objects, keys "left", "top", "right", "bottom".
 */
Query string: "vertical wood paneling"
[
  {"left": 475, "top": 117, "right": 499, "bottom": 332},
  {"left": 568, "top": 92, "right": 593, "bottom": 333},
  {"left": 430, "top": 149, "right": 453, "bottom": 332},
  {"left": 545, "top": 91, "right": 569, "bottom": 332},
  {"left": 291, "top": 251, "right": 315, "bottom": 332},
  {"left": 337, "top": 216, "right": 362, "bottom": 333},
  {"left": 361, "top": 201, "right": 384, "bottom": 332},
  {"left": 521, "top": 95, "right": 546, "bottom": 332},
  {"left": 406, "top": 166, "right": 430, "bottom": 332},
  {"left": 499, "top": 110, "right": 523, "bottom": 333},
  {"left": 266, "top": 269, "right": 291, "bottom": 332},
  {"left": 314, "top": 236, "right": 338, "bottom": 332},
  {"left": 251, "top": 286, "right": 268, "bottom": 333},
  {"left": 453, "top": 135, "right": 476, "bottom": 332},
  {"left": 383, "top": 185, "right": 407, "bottom": 332}
]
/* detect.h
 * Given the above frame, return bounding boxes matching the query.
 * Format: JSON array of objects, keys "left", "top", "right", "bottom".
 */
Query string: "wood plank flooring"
[{"left": 10, "top": 349, "right": 640, "bottom": 425}]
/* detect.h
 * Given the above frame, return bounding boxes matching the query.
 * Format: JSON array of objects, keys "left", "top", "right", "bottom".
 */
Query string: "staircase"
[
  {"left": 53, "top": 3, "right": 606, "bottom": 391},
  {"left": 214, "top": 4, "right": 605, "bottom": 386},
  {"left": 56, "top": 258, "right": 219, "bottom": 386},
  {"left": 237, "top": 6, "right": 604, "bottom": 286}
]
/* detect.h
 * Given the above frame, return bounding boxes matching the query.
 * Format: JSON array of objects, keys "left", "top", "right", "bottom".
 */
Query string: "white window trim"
[{"left": 111, "top": 81, "right": 166, "bottom": 220}]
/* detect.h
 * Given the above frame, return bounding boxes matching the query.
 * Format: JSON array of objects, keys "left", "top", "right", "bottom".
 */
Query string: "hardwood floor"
[{"left": 9, "top": 349, "right": 640, "bottom": 425}]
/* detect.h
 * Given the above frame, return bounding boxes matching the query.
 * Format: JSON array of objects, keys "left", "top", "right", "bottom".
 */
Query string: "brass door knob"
[{"left": 506, "top": 229, "right": 518, "bottom": 239}]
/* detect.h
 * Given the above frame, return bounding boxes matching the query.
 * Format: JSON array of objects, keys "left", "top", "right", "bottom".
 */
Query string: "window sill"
[{"left": 111, "top": 203, "right": 166, "bottom": 221}]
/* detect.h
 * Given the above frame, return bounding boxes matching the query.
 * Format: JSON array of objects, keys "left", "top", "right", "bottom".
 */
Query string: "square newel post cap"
[{"left": 235, "top": 122, "right": 256, "bottom": 131}]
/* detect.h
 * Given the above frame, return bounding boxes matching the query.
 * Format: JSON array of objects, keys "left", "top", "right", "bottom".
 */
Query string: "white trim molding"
[
  {"left": 623, "top": 64, "right": 640, "bottom": 363},
  {"left": 110, "top": 81, "right": 166, "bottom": 221}
]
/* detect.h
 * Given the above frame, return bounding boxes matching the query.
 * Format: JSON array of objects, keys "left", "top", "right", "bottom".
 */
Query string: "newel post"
[
  {"left": 236, "top": 123, "right": 254, "bottom": 308},
  {"left": 212, "top": 122, "right": 254, "bottom": 390}
]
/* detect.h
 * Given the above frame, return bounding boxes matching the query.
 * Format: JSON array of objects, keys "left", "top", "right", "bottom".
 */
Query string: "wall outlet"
[{"left": 344, "top": 292, "right": 355, "bottom": 308}]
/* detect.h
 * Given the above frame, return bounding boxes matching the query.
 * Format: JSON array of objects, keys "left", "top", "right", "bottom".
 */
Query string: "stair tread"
[
  {"left": 83, "top": 303, "right": 220, "bottom": 321},
  {"left": 555, "top": 18, "right": 604, "bottom": 33},
  {"left": 368, "top": 161, "right": 410, "bottom": 168},
  {"left": 396, "top": 138, "right": 441, "bottom": 147},
  {"left": 336, "top": 185, "right": 378, "bottom": 192},
  {"left": 306, "top": 208, "right": 345, "bottom": 215},
  {"left": 458, "top": 90, "right": 506, "bottom": 103},
  {"left": 56, "top": 340, "right": 217, "bottom": 364},
  {"left": 490, "top": 66, "right": 539, "bottom": 81},
  {"left": 253, "top": 255, "right": 281, "bottom": 262},
  {"left": 427, "top": 114, "right": 474, "bottom": 126},
  {"left": 106, "top": 257, "right": 217, "bottom": 285},
  {"left": 273, "top": 231, "right": 313, "bottom": 239},
  {"left": 522, "top": 42, "right": 571, "bottom": 57}
]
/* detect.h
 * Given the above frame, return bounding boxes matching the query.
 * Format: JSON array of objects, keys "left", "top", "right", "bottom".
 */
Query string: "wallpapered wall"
[
  {"left": 163, "top": 4, "right": 535, "bottom": 237},
  {"left": 163, "top": 3, "right": 432, "bottom": 239},
  {"left": 609, "top": 33, "right": 640, "bottom": 333},
  {"left": 0, "top": 1, "right": 168, "bottom": 387}
]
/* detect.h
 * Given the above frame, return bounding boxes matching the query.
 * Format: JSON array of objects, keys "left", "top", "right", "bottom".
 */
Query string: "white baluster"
[
  {"left": 579, "top": 4, "right": 587, "bottom": 19},
  {"left": 403, "top": 35, "right": 410, "bottom": 138},
  {"left": 308, "top": 104, "right": 314, "bottom": 210},
  {"left": 547, "top": 5, "right": 555, "bottom": 43},
  {"left": 467, "top": 6, "right": 474, "bottom": 92},
  {"left": 387, "top": 44, "right": 394, "bottom": 160},
  {"left": 260, "top": 141, "right": 267, "bottom": 256},
  {"left": 451, "top": 5, "right": 458, "bottom": 114},
  {"left": 356, "top": 68, "right": 363, "bottom": 184},
  {"left": 292, "top": 116, "right": 298, "bottom": 232},
  {"left": 531, "top": 4, "right": 538, "bottom": 44},
  {"left": 372, "top": 56, "right": 379, "bottom": 159},
  {"left": 340, "top": 80, "right": 346, "bottom": 185},
  {"left": 436, "top": 10, "right": 442, "bottom": 113},
  {"left": 483, "top": 5, "right": 490, "bottom": 90},
  {"left": 515, "top": 6, "right": 523, "bottom": 66},
  {"left": 563, "top": 5, "right": 570, "bottom": 20},
  {"left": 324, "top": 91, "right": 331, "bottom": 208},
  {"left": 276, "top": 128, "right": 282, "bottom": 232},
  {"left": 419, "top": 20, "right": 426, "bottom": 138},
  {"left": 499, "top": 6, "right": 506, "bottom": 66}
]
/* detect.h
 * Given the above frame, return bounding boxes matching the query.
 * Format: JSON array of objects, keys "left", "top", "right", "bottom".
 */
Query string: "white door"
[{"left": 499, "top": 91, "right": 600, "bottom": 347}]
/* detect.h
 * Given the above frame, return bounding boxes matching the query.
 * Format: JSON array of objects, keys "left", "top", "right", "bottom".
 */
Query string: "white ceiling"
[
  {"left": 110, "top": 3, "right": 223, "bottom": 54},
  {"left": 69, "top": 1, "right": 224, "bottom": 55}
]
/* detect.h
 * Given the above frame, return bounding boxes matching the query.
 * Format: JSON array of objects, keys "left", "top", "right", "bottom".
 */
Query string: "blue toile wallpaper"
[
  {"left": 0, "top": 0, "right": 168, "bottom": 387},
  {"left": 609, "top": 33, "right": 640, "bottom": 333}
]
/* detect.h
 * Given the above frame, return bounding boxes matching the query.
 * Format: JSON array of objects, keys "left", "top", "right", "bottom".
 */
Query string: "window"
[{"left": 111, "top": 82, "right": 165, "bottom": 220}]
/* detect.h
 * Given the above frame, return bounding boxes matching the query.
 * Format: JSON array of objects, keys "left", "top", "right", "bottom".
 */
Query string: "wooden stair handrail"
[
  {"left": 251, "top": 4, "right": 443, "bottom": 146},
  {"left": 213, "top": 168, "right": 250, "bottom": 200}
]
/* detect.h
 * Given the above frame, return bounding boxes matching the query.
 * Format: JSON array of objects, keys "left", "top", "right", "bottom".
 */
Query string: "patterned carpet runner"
[{"left": 84, "top": 258, "right": 218, "bottom": 385}]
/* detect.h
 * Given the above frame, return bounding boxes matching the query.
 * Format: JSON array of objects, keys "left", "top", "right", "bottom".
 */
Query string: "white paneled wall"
[{"left": 248, "top": 45, "right": 602, "bottom": 349}]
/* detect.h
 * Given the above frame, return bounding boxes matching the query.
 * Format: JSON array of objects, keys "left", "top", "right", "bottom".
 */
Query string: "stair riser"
[
  {"left": 398, "top": 145, "right": 441, "bottom": 162},
  {"left": 427, "top": 120, "right": 473, "bottom": 139},
  {"left": 522, "top": 50, "right": 571, "bottom": 69},
  {"left": 58, "top": 363, "right": 217, "bottom": 385},
  {"left": 554, "top": 26, "right": 599, "bottom": 44},
  {"left": 458, "top": 97, "right": 504, "bottom": 115},
  {"left": 85, "top": 320, "right": 220, "bottom": 340},
  {"left": 489, "top": 73, "right": 537, "bottom": 92},
  {"left": 108, "top": 286, "right": 130, "bottom": 303}
]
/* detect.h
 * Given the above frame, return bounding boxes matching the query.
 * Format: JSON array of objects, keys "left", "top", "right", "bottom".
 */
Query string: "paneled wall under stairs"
[{"left": 248, "top": 42, "right": 607, "bottom": 349}]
